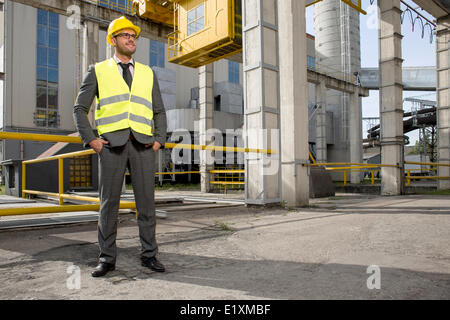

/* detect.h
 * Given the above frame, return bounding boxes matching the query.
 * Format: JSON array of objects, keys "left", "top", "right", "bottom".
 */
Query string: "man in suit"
[{"left": 73, "top": 16, "right": 167, "bottom": 277}]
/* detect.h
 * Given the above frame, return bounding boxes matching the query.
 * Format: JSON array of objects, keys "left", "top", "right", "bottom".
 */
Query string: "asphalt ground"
[{"left": 0, "top": 192, "right": 449, "bottom": 300}]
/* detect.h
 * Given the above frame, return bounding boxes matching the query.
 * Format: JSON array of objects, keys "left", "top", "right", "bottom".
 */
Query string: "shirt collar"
[{"left": 113, "top": 55, "right": 134, "bottom": 66}]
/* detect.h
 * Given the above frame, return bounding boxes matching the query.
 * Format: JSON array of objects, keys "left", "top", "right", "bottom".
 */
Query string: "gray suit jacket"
[{"left": 73, "top": 63, "right": 167, "bottom": 148}]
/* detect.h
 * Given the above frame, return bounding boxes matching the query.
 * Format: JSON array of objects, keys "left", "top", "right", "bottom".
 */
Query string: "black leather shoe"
[
  {"left": 141, "top": 257, "right": 165, "bottom": 272},
  {"left": 91, "top": 262, "right": 115, "bottom": 277}
]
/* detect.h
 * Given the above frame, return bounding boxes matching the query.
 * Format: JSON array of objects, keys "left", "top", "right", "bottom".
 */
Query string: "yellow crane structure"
[
  {"left": 133, "top": 0, "right": 242, "bottom": 68},
  {"left": 132, "top": 0, "right": 366, "bottom": 68},
  {"left": 132, "top": 0, "right": 176, "bottom": 26},
  {"left": 168, "top": 0, "right": 242, "bottom": 67}
]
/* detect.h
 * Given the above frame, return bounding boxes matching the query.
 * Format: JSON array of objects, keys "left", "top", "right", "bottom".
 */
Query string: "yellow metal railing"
[
  {"left": 210, "top": 166, "right": 245, "bottom": 192},
  {"left": 330, "top": 168, "right": 380, "bottom": 187},
  {"left": 307, "top": 161, "right": 450, "bottom": 187},
  {"left": 305, "top": 162, "right": 398, "bottom": 187},
  {"left": 0, "top": 132, "right": 274, "bottom": 216},
  {"left": 22, "top": 155, "right": 203, "bottom": 212},
  {"left": 18, "top": 149, "right": 201, "bottom": 216},
  {"left": 168, "top": 29, "right": 181, "bottom": 60},
  {"left": 309, "top": 152, "right": 317, "bottom": 164},
  {"left": 306, "top": 0, "right": 323, "bottom": 8},
  {"left": 0, "top": 132, "right": 274, "bottom": 154},
  {"left": 341, "top": 0, "right": 367, "bottom": 15},
  {"left": 21, "top": 149, "right": 95, "bottom": 201},
  {"left": 3, "top": 132, "right": 450, "bottom": 217},
  {"left": 404, "top": 161, "right": 450, "bottom": 187},
  {"left": 15, "top": 149, "right": 138, "bottom": 216},
  {"left": 0, "top": 132, "right": 82, "bottom": 144}
]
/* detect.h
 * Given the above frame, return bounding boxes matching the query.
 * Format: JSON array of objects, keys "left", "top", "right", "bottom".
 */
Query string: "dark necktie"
[{"left": 119, "top": 62, "right": 132, "bottom": 90}]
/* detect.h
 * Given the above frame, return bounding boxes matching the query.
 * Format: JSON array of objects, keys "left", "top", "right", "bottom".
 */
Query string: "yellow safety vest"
[{"left": 94, "top": 58, "right": 154, "bottom": 136}]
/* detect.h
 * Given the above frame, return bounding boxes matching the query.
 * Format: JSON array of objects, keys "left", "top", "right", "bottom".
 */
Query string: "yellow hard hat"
[{"left": 107, "top": 16, "right": 141, "bottom": 46}]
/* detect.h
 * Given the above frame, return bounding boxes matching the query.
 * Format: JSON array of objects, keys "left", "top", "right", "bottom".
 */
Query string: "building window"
[
  {"left": 307, "top": 55, "right": 316, "bottom": 70},
  {"left": 36, "top": 9, "right": 59, "bottom": 128},
  {"left": 97, "top": 0, "right": 133, "bottom": 14},
  {"left": 187, "top": 3, "right": 205, "bottom": 36},
  {"left": 229, "top": 60, "right": 240, "bottom": 84},
  {"left": 214, "top": 95, "right": 221, "bottom": 111},
  {"left": 8, "top": 166, "right": 15, "bottom": 189},
  {"left": 70, "top": 156, "right": 92, "bottom": 189},
  {"left": 150, "top": 40, "right": 165, "bottom": 68}
]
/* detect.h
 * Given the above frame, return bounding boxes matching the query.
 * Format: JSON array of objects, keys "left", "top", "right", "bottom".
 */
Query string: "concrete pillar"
[
  {"left": 378, "top": 0, "right": 404, "bottom": 195},
  {"left": 279, "top": 0, "right": 309, "bottom": 206},
  {"left": 81, "top": 20, "right": 99, "bottom": 127},
  {"left": 315, "top": 81, "right": 327, "bottom": 163},
  {"left": 106, "top": 42, "right": 114, "bottom": 60},
  {"left": 436, "top": 17, "right": 450, "bottom": 189},
  {"left": 243, "top": 0, "right": 281, "bottom": 205},
  {"left": 350, "top": 89, "right": 362, "bottom": 183},
  {"left": 198, "top": 64, "right": 214, "bottom": 193},
  {"left": 0, "top": 1, "right": 4, "bottom": 81}
]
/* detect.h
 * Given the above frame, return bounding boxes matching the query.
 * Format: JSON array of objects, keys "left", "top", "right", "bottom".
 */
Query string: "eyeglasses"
[{"left": 114, "top": 32, "right": 138, "bottom": 40}]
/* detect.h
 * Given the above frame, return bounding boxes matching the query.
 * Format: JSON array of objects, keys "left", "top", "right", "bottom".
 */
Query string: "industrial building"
[
  {"left": 0, "top": 0, "right": 448, "bottom": 207},
  {"left": 0, "top": 0, "right": 449, "bottom": 302},
  {"left": 0, "top": 0, "right": 321, "bottom": 192}
]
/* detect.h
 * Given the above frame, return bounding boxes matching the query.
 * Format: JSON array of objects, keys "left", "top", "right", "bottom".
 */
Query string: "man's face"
[{"left": 112, "top": 28, "right": 137, "bottom": 56}]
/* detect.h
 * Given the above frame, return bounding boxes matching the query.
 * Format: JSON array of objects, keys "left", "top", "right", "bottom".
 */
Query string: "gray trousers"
[{"left": 97, "top": 139, "right": 157, "bottom": 264}]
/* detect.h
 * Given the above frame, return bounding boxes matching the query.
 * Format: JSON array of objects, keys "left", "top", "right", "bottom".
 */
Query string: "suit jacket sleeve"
[
  {"left": 73, "top": 65, "right": 98, "bottom": 148},
  {"left": 151, "top": 71, "right": 167, "bottom": 146}
]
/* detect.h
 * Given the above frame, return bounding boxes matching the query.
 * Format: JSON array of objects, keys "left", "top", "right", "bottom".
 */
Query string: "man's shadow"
[{"left": 1, "top": 222, "right": 449, "bottom": 299}]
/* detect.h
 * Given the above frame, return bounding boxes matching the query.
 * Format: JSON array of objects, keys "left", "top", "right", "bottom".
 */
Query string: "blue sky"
[{"left": 305, "top": 0, "right": 437, "bottom": 145}]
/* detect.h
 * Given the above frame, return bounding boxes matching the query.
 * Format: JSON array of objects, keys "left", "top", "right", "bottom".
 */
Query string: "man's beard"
[{"left": 116, "top": 42, "right": 136, "bottom": 57}]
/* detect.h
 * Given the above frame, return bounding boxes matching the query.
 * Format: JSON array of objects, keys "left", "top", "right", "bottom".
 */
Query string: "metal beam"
[
  {"left": 307, "top": 69, "right": 369, "bottom": 97},
  {"left": 412, "top": 0, "right": 450, "bottom": 19},
  {"left": 360, "top": 67, "right": 437, "bottom": 91},
  {"left": 8, "top": 0, "right": 171, "bottom": 41}
]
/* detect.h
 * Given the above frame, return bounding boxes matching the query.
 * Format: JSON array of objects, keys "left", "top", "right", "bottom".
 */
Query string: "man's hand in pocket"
[{"left": 89, "top": 139, "right": 109, "bottom": 154}]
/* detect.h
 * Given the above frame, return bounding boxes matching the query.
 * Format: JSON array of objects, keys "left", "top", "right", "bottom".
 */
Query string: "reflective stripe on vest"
[
  {"left": 94, "top": 58, "right": 154, "bottom": 136},
  {"left": 95, "top": 112, "right": 128, "bottom": 127}
]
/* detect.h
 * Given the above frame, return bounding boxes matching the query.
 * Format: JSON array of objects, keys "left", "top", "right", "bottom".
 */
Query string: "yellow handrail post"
[
  {"left": 371, "top": 170, "right": 375, "bottom": 186},
  {"left": 407, "top": 169, "right": 411, "bottom": 187},
  {"left": 21, "top": 162, "right": 26, "bottom": 198},
  {"left": 343, "top": 171, "right": 347, "bottom": 186},
  {"left": 58, "top": 158, "right": 64, "bottom": 205}
]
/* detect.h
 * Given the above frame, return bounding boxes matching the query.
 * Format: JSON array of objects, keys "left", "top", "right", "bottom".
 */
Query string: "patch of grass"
[
  {"left": 299, "top": 204, "right": 319, "bottom": 209},
  {"left": 361, "top": 179, "right": 381, "bottom": 185},
  {"left": 215, "top": 220, "right": 234, "bottom": 232},
  {"left": 281, "top": 201, "right": 316, "bottom": 211},
  {"left": 280, "top": 201, "right": 299, "bottom": 211},
  {"left": 420, "top": 189, "right": 450, "bottom": 196},
  {"left": 0, "top": 185, "right": 4, "bottom": 195},
  {"left": 156, "top": 183, "right": 201, "bottom": 191},
  {"left": 127, "top": 183, "right": 201, "bottom": 191},
  {"left": 327, "top": 196, "right": 347, "bottom": 200}
]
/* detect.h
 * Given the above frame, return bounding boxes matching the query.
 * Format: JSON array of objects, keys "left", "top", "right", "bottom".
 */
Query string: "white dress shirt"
[{"left": 113, "top": 55, "right": 135, "bottom": 78}]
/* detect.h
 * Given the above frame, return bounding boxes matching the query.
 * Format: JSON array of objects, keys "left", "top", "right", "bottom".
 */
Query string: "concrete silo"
[{"left": 314, "top": 0, "right": 362, "bottom": 178}]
